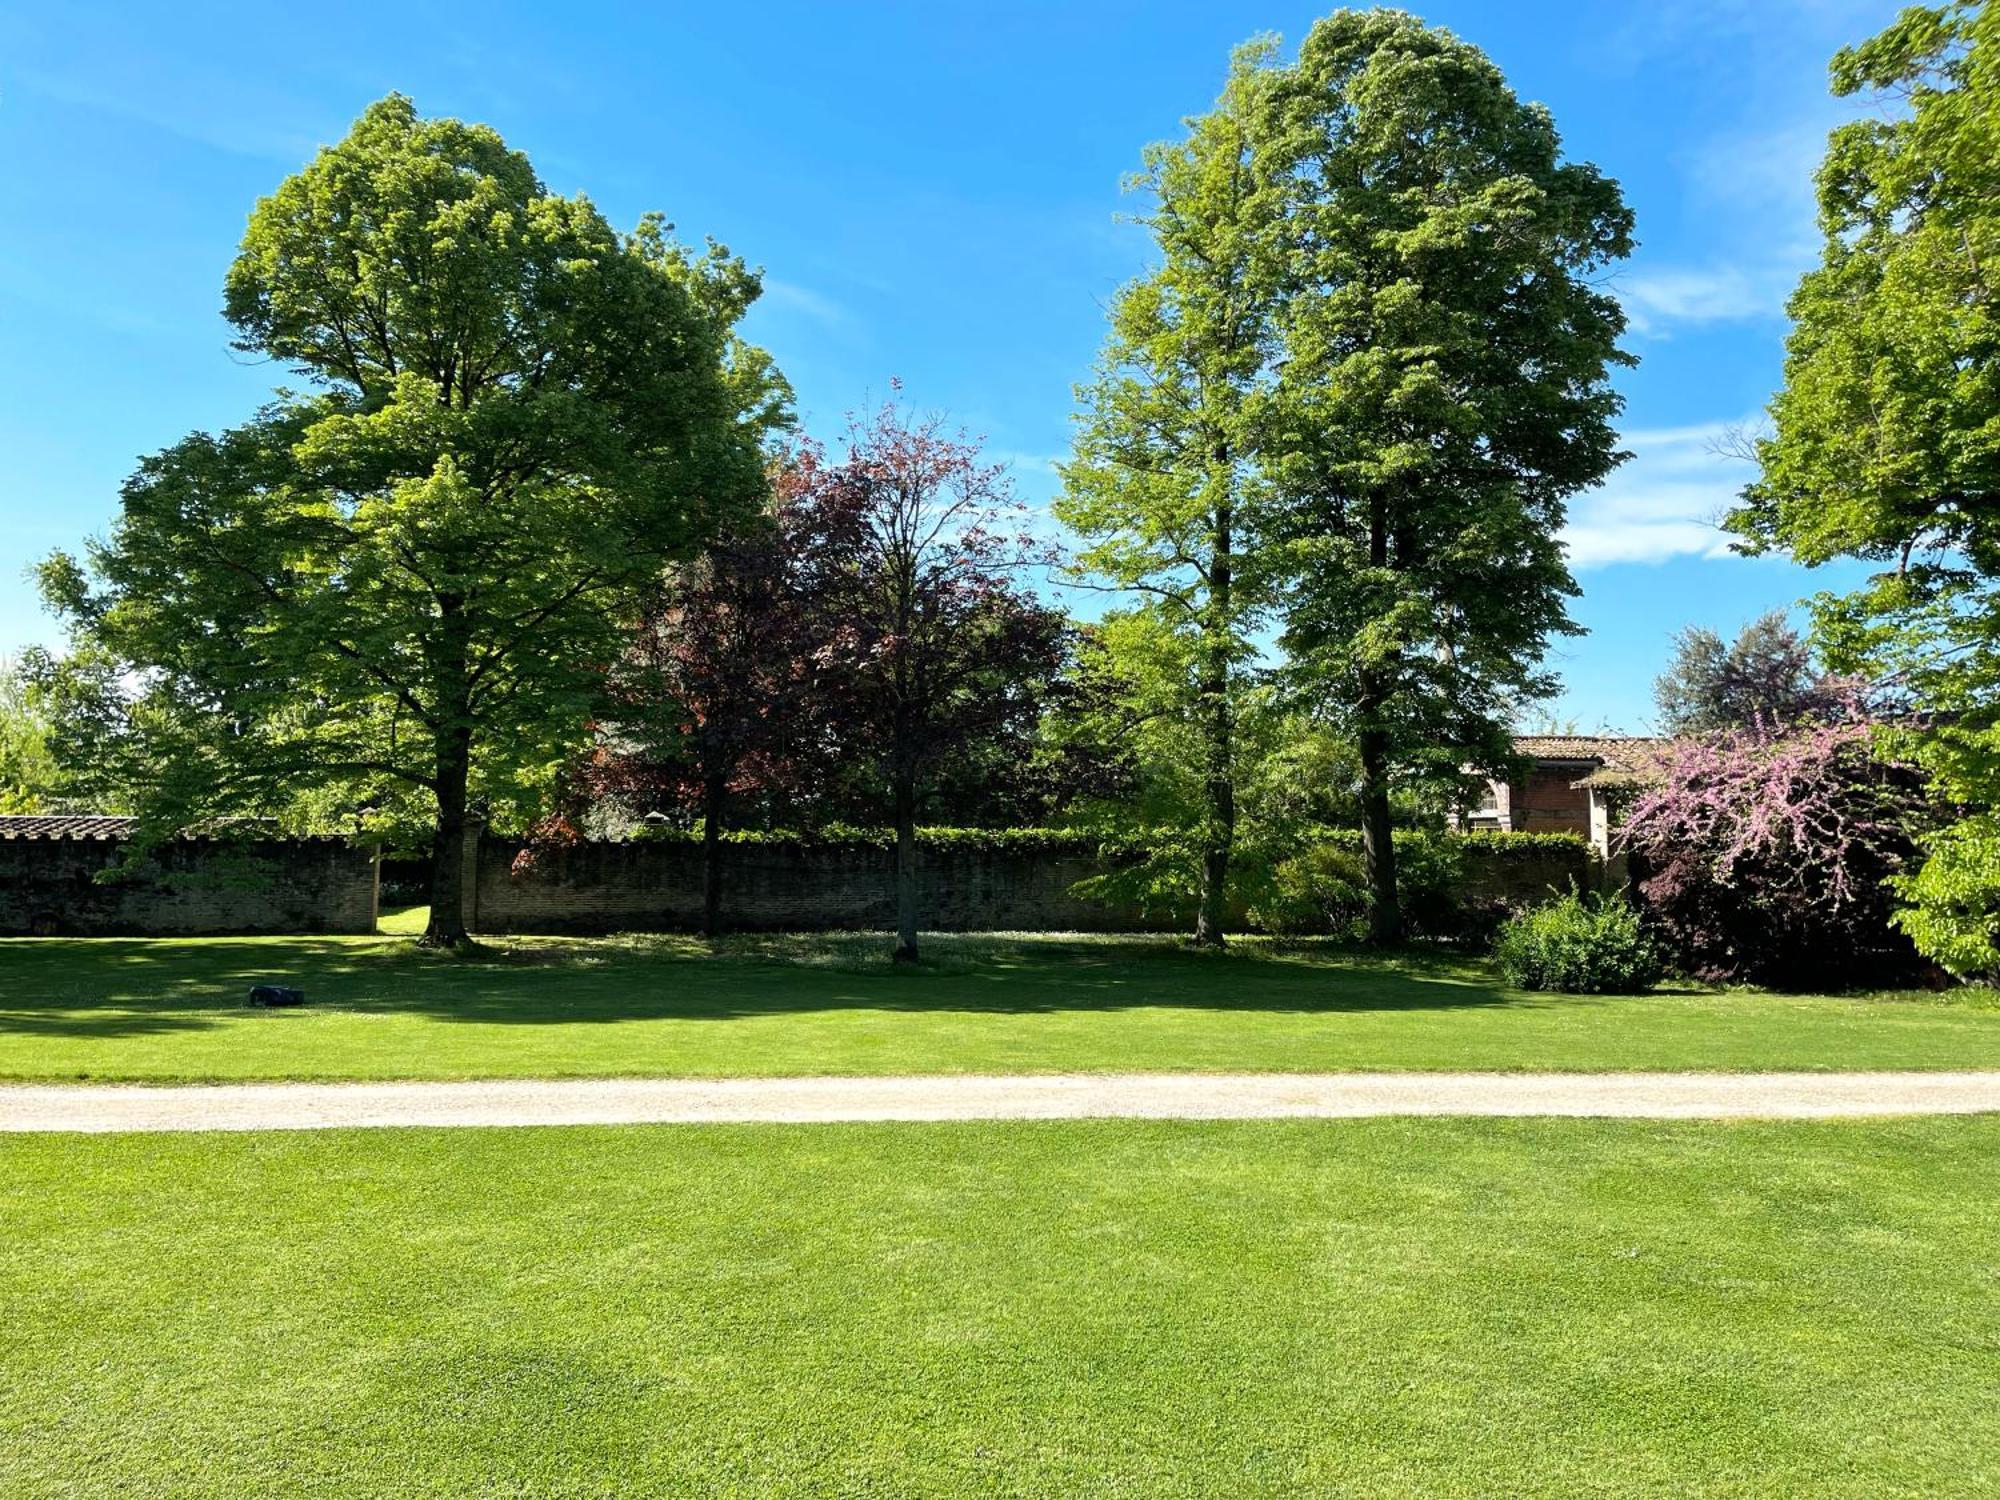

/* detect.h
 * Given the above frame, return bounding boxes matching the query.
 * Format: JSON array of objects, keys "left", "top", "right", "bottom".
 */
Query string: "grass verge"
[
  {"left": 2, "top": 925, "right": 1996, "bottom": 1082},
  {"left": 2, "top": 1116, "right": 1994, "bottom": 1497}
]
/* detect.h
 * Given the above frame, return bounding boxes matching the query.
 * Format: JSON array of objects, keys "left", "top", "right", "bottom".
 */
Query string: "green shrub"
[
  {"left": 1251, "top": 834, "right": 1469, "bottom": 941},
  {"left": 1252, "top": 842, "right": 1372, "bottom": 937},
  {"left": 1493, "top": 889, "right": 1663, "bottom": 993}
]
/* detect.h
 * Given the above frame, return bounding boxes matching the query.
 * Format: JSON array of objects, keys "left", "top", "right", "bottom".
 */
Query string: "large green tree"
[
  {"left": 0, "top": 654, "right": 58, "bottom": 814},
  {"left": 1653, "top": 610, "right": 1832, "bottom": 735},
  {"left": 40, "top": 96, "right": 787, "bottom": 946},
  {"left": 1258, "top": 12, "right": 1634, "bottom": 941},
  {"left": 1730, "top": 1, "right": 2000, "bottom": 976},
  {"left": 1058, "top": 45, "right": 1281, "bottom": 947}
]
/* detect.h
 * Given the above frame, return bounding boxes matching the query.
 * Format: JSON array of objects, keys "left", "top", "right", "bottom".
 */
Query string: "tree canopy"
[
  {"left": 39, "top": 95, "right": 788, "bottom": 944},
  {"left": 1653, "top": 611, "right": 1835, "bottom": 735},
  {"left": 798, "top": 401, "right": 1069, "bottom": 962},
  {"left": 1061, "top": 15, "right": 1630, "bottom": 944},
  {"left": 1057, "top": 44, "right": 1280, "bottom": 947},
  {"left": 0, "top": 656, "right": 58, "bottom": 815},
  {"left": 1730, "top": 0, "right": 2000, "bottom": 976}
]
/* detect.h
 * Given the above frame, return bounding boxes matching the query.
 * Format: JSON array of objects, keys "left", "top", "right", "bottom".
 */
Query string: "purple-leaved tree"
[{"left": 1619, "top": 701, "right": 1931, "bottom": 985}]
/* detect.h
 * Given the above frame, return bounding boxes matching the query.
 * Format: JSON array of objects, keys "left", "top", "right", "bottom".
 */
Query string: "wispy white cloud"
[
  {"left": 987, "top": 448, "right": 1062, "bottom": 478},
  {"left": 1618, "top": 264, "right": 1782, "bottom": 334},
  {"left": 14, "top": 66, "right": 325, "bottom": 164},
  {"left": 757, "top": 278, "right": 860, "bottom": 332},
  {"left": 1615, "top": 117, "right": 1839, "bottom": 336},
  {"left": 1561, "top": 418, "right": 1761, "bottom": 567}
]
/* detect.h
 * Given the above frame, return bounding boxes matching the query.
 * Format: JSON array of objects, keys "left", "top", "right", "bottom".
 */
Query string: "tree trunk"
[
  {"left": 1358, "top": 717, "right": 1401, "bottom": 946},
  {"left": 423, "top": 722, "right": 474, "bottom": 949},
  {"left": 1357, "top": 494, "right": 1401, "bottom": 946},
  {"left": 1193, "top": 485, "right": 1235, "bottom": 949},
  {"left": 1194, "top": 788, "right": 1234, "bottom": 948},
  {"left": 892, "top": 768, "right": 920, "bottom": 964},
  {"left": 701, "top": 770, "right": 727, "bottom": 939}
]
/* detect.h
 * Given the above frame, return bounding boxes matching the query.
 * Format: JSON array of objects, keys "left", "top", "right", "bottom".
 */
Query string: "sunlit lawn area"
[
  {"left": 1, "top": 911, "right": 1996, "bottom": 1082},
  {"left": 3, "top": 1115, "right": 1994, "bottom": 1497}
]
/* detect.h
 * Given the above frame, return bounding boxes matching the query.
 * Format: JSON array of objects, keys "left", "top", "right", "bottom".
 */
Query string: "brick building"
[{"left": 1461, "top": 735, "right": 1660, "bottom": 857}]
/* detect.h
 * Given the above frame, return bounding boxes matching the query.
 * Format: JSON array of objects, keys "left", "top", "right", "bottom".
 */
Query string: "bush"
[
  {"left": 1250, "top": 832, "right": 1479, "bottom": 942},
  {"left": 1620, "top": 717, "right": 1928, "bottom": 986},
  {"left": 1252, "top": 842, "right": 1371, "bottom": 937},
  {"left": 1493, "top": 890, "right": 1663, "bottom": 993}
]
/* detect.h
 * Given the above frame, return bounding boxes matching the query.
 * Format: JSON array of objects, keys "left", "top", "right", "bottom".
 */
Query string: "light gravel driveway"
[{"left": 3, "top": 1071, "right": 1999, "bottom": 1133}]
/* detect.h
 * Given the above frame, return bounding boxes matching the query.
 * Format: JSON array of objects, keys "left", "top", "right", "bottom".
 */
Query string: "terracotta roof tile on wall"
[{"left": 0, "top": 814, "right": 139, "bottom": 841}]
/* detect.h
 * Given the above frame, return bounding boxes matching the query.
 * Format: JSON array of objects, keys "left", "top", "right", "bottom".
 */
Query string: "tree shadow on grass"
[{"left": 0, "top": 931, "right": 1565, "bottom": 1038}]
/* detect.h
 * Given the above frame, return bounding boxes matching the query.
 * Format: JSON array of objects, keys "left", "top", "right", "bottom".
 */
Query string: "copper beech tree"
[
  {"left": 806, "top": 401, "right": 1069, "bottom": 963},
  {"left": 545, "top": 402, "right": 1067, "bottom": 957},
  {"left": 546, "top": 474, "right": 864, "bottom": 936}
]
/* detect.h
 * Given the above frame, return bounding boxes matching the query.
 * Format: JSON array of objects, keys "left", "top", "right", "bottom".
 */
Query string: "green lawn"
[
  {"left": 4, "top": 1116, "right": 1995, "bottom": 1497},
  {"left": 2, "top": 923, "right": 1997, "bottom": 1082}
]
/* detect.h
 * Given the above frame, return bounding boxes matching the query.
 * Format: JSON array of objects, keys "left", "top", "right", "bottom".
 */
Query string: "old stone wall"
[
  {"left": 471, "top": 838, "right": 1155, "bottom": 935},
  {"left": 1455, "top": 843, "right": 1596, "bottom": 906},
  {"left": 0, "top": 838, "right": 380, "bottom": 937},
  {"left": 471, "top": 834, "right": 1595, "bottom": 936}
]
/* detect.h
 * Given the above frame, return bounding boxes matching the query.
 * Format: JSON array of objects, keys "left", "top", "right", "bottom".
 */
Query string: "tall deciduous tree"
[
  {"left": 1730, "top": 1, "right": 2000, "bottom": 977},
  {"left": 1259, "top": 12, "right": 1634, "bottom": 941},
  {"left": 809, "top": 400, "right": 1069, "bottom": 963},
  {"left": 1058, "top": 45, "right": 1280, "bottom": 947},
  {"left": 573, "top": 476, "right": 862, "bottom": 936},
  {"left": 0, "top": 654, "right": 57, "bottom": 814},
  {"left": 1654, "top": 611, "right": 1837, "bottom": 735},
  {"left": 38, "top": 96, "right": 787, "bottom": 947}
]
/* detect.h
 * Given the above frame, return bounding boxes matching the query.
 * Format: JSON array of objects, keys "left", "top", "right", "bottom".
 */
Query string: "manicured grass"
[
  {"left": 3, "top": 1117, "right": 1995, "bottom": 1496},
  {"left": 2, "top": 924, "right": 1997, "bottom": 1082}
]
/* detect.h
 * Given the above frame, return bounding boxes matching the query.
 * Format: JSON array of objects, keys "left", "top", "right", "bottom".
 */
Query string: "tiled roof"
[
  {"left": 1511, "top": 735, "right": 1658, "bottom": 768},
  {"left": 0, "top": 814, "right": 139, "bottom": 841},
  {"left": 0, "top": 815, "right": 350, "bottom": 843}
]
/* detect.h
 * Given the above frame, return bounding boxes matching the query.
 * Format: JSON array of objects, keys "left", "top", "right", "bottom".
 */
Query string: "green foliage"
[
  {"left": 621, "top": 824, "right": 1130, "bottom": 856},
  {"left": 1063, "top": 15, "right": 1631, "bottom": 944},
  {"left": 1892, "top": 811, "right": 2000, "bottom": 976},
  {"left": 1447, "top": 831, "right": 1594, "bottom": 859},
  {"left": 1494, "top": 890, "right": 1664, "bottom": 994},
  {"left": 1256, "top": 11, "right": 1634, "bottom": 936},
  {"left": 1057, "top": 46, "right": 1283, "bottom": 944},
  {"left": 1653, "top": 611, "right": 1829, "bottom": 734},
  {"left": 38, "top": 95, "right": 787, "bottom": 941},
  {"left": 1729, "top": 3, "right": 2000, "bottom": 976},
  {"left": 1251, "top": 831, "right": 1532, "bottom": 941},
  {"left": 0, "top": 656, "right": 58, "bottom": 814}
]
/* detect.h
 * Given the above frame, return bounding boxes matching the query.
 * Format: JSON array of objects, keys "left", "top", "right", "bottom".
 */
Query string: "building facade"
[{"left": 1461, "top": 736, "right": 1659, "bottom": 858}]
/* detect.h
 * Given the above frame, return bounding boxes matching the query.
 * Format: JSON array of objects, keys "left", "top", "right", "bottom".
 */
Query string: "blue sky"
[{"left": 0, "top": 0, "right": 1893, "bottom": 731}]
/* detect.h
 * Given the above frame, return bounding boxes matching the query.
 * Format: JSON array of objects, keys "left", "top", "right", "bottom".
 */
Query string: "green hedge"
[
  {"left": 1312, "top": 829, "right": 1590, "bottom": 859},
  {"left": 612, "top": 823, "right": 1586, "bottom": 860},
  {"left": 620, "top": 824, "right": 1120, "bottom": 855}
]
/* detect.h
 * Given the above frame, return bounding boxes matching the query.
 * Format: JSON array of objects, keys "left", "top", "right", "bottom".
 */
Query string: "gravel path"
[{"left": 3, "top": 1071, "right": 1999, "bottom": 1133}]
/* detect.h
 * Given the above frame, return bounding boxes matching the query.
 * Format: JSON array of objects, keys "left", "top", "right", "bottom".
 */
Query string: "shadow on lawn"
[{"left": 0, "top": 931, "right": 1550, "bottom": 1038}]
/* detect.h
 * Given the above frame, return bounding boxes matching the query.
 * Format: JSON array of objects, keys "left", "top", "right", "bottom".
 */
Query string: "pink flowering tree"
[{"left": 1619, "top": 704, "right": 1931, "bottom": 985}]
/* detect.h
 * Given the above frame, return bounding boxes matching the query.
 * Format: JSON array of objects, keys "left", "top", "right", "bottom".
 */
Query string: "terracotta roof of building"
[
  {"left": 0, "top": 814, "right": 140, "bottom": 841},
  {"left": 1510, "top": 735, "right": 1658, "bottom": 768}
]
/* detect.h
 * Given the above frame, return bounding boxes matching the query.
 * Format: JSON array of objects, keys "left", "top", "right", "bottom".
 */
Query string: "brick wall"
[
  {"left": 0, "top": 837, "right": 380, "bottom": 936},
  {"left": 1508, "top": 766, "right": 1595, "bottom": 837}
]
